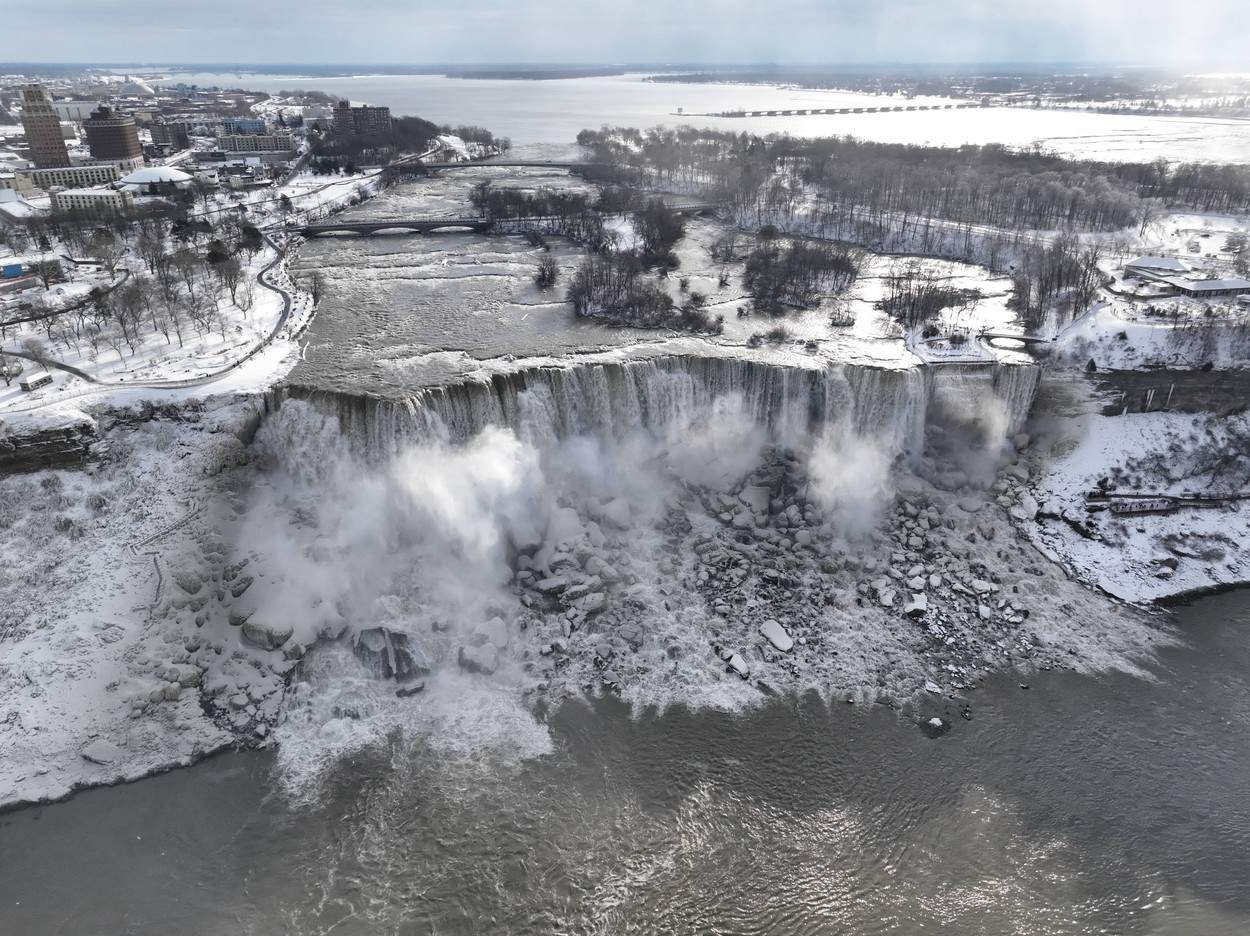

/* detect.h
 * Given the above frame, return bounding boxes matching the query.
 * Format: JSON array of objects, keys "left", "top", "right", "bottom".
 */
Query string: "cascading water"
[
  {"left": 250, "top": 352, "right": 1046, "bottom": 798},
  {"left": 266, "top": 355, "right": 1005, "bottom": 463}
]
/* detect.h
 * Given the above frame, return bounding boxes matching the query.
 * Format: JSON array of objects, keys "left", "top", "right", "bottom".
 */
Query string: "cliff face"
[{"left": 0, "top": 417, "right": 97, "bottom": 475}]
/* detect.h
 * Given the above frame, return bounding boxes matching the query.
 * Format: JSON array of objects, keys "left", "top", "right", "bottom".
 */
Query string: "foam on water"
[{"left": 252, "top": 357, "right": 1044, "bottom": 795}]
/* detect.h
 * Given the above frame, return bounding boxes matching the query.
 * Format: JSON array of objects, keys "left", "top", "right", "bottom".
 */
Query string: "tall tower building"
[
  {"left": 84, "top": 105, "right": 144, "bottom": 164},
  {"left": 20, "top": 84, "right": 71, "bottom": 169}
]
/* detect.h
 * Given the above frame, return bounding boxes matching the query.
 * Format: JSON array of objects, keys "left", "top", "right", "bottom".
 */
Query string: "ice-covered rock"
[
  {"left": 759, "top": 619, "right": 793, "bottom": 652},
  {"left": 599, "top": 497, "right": 631, "bottom": 529},
  {"left": 1009, "top": 492, "right": 1039, "bottom": 521},
  {"left": 80, "top": 738, "right": 123, "bottom": 765},
  {"left": 458, "top": 643, "right": 500, "bottom": 676},
  {"left": 241, "top": 619, "right": 293, "bottom": 651},
  {"left": 474, "top": 616, "right": 509, "bottom": 649},
  {"left": 740, "top": 485, "right": 771, "bottom": 514}
]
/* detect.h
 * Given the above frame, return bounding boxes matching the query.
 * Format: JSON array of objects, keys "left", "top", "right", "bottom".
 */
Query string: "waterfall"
[
  {"left": 266, "top": 355, "right": 1037, "bottom": 461},
  {"left": 991, "top": 363, "right": 1042, "bottom": 436}
]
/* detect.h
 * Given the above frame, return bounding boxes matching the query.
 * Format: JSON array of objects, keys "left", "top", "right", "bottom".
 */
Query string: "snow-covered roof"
[
  {"left": 118, "top": 166, "right": 192, "bottom": 187},
  {"left": 1126, "top": 255, "right": 1189, "bottom": 272},
  {"left": 1168, "top": 277, "right": 1250, "bottom": 292}
]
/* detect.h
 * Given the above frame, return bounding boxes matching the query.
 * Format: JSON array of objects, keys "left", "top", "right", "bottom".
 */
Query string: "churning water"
[{"left": 2, "top": 591, "right": 1247, "bottom": 935}]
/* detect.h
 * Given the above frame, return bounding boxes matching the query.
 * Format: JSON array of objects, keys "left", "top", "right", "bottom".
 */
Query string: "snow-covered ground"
[
  {"left": 0, "top": 399, "right": 261, "bottom": 807},
  {"left": 1024, "top": 382, "right": 1250, "bottom": 603}
]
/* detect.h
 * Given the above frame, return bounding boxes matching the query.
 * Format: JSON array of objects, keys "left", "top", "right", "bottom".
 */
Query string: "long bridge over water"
[{"left": 681, "top": 102, "right": 981, "bottom": 119}]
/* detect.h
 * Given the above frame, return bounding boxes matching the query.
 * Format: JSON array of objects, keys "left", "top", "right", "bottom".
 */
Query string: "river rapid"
[{"left": 1, "top": 590, "right": 1247, "bottom": 935}]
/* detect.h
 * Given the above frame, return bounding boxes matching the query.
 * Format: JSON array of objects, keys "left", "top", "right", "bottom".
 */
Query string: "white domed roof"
[{"left": 119, "top": 166, "right": 193, "bottom": 187}]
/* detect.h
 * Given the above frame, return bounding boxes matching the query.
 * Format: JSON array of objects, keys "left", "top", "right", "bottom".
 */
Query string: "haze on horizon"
[{"left": 5, "top": 0, "right": 1248, "bottom": 70}]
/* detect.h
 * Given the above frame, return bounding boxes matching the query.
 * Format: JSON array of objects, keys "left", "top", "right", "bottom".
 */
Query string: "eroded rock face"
[{"left": 351, "top": 627, "right": 424, "bottom": 680}]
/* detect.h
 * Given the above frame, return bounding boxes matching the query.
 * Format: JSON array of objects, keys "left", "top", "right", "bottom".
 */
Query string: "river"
[
  {"left": 1, "top": 590, "right": 1247, "bottom": 935},
  {"left": 152, "top": 70, "right": 1250, "bottom": 163}
]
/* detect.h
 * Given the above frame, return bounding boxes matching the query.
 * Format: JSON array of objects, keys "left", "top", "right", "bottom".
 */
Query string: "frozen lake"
[{"left": 159, "top": 70, "right": 1250, "bottom": 162}]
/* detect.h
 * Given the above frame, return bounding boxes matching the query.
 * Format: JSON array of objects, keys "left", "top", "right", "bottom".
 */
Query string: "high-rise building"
[
  {"left": 333, "top": 101, "right": 392, "bottom": 136},
  {"left": 150, "top": 121, "right": 192, "bottom": 150},
  {"left": 20, "top": 85, "right": 71, "bottom": 169},
  {"left": 84, "top": 105, "right": 144, "bottom": 164}
]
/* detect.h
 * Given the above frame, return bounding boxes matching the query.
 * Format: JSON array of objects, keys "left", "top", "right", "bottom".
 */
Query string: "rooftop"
[{"left": 1126, "top": 255, "right": 1189, "bottom": 272}]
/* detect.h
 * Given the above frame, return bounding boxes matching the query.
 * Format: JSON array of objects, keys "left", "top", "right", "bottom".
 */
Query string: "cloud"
[{"left": 3, "top": 0, "right": 1246, "bottom": 66}]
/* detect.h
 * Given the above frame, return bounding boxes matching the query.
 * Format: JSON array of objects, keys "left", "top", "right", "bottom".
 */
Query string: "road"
[{"left": 1, "top": 234, "right": 302, "bottom": 414}]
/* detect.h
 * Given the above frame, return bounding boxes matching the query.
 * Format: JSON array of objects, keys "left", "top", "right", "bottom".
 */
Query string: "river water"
[
  {"left": 1, "top": 590, "right": 1247, "bottom": 935},
  {"left": 155, "top": 70, "right": 1250, "bottom": 163}
]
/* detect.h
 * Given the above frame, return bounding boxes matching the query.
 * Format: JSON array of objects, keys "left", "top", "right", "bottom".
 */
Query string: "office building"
[
  {"left": 84, "top": 106, "right": 144, "bottom": 164},
  {"left": 333, "top": 101, "right": 392, "bottom": 135},
  {"left": 49, "top": 186, "right": 134, "bottom": 215},
  {"left": 20, "top": 85, "right": 71, "bottom": 169},
  {"left": 17, "top": 163, "right": 122, "bottom": 191},
  {"left": 215, "top": 132, "right": 294, "bottom": 153}
]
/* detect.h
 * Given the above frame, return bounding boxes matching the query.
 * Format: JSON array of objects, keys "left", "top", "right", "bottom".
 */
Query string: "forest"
[{"left": 576, "top": 126, "right": 1250, "bottom": 226}]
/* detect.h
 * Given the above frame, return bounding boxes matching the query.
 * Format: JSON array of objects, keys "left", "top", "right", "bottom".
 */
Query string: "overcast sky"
[{"left": 5, "top": 0, "right": 1248, "bottom": 67}]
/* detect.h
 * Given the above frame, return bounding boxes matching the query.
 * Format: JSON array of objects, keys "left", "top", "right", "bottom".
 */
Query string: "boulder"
[
  {"left": 172, "top": 569, "right": 202, "bottom": 596},
  {"left": 474, "top": 616, "right": 509, "bottom": 649},
  {"left": 458, "top": 643, "right": 500, "bottom": 676},
  {"left": 242, "top": 619, "right": 293, "bottom": 651},
  {"left": 903, "top": 593, "right": 928, "bottom": 618},
  {"left": 727, "top": 653, "right": 750, "bottom": 679},
  {"left": 759, "top": 619, "right": 794, "bottom": 652},
  {"left": 352, "top": 627, "right": 425, "bottom": 680},
  {"left": 1009, "top": 492, "right": 1039, "bottom": 521},
  {"left": 599, "top": 497, "right": 631, "bottom": 529},
  {"left": 578, "top": 592, "right": 606, "bottom": 613},
  {"left": 740, "top": 485, "right": 771, "bottom": 514},
  {"left": 921, "top": 716, "right": 951, "bottom": 738},
  {"left": 80, "top": 738, "right": 123, "bottom": 765}
]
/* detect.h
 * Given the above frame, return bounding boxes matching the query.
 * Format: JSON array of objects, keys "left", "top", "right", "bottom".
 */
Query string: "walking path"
[{"left": 1, "top": 233, "right": 310, "bottom": 415}]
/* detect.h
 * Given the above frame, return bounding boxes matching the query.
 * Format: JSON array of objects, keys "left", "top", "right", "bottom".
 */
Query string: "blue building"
[{"left": 222, "top": 117, "right": 266, "bottom": 135}]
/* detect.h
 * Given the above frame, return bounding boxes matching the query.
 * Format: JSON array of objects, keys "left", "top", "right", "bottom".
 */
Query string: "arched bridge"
[
  {"left": 399, "top": 160, "right": 586, "bottom": 172},
  {"left": 298, "top": 217, "right": 496, "bottom": 236},
  {"left": 979, "top": 330, "right": 1052, "bottom": 347},
  {"left": 296, "top": 202, "right": 721, "bottom": 237}
]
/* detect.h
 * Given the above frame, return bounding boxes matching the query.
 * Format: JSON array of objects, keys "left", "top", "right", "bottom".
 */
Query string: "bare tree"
[{"left": 215, "top": 256, "right": 244, "bottom": 305}]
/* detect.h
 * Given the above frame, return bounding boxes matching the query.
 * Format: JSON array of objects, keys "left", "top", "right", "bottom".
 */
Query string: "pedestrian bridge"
[{"left": 979, "top": 330, "right": 1052, "bottom": 346}]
